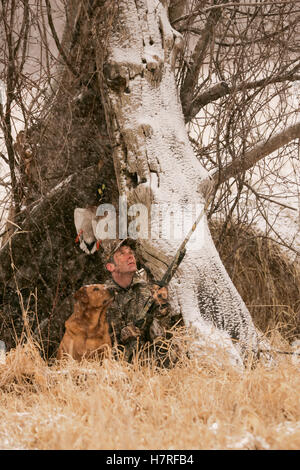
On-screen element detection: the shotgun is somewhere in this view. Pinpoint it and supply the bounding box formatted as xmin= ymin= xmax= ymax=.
xmin=136 ymin=201 xmax=208 ymax=330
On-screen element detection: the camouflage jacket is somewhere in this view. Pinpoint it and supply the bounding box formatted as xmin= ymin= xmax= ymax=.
xmin=104 ymin=270 xmax=179 ymax=360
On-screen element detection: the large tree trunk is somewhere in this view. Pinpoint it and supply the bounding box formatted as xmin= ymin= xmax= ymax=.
xmin=0 ymin=0 xmax=269 ymax=366
xmin=93 ymin=0 xmax=267 ymax=366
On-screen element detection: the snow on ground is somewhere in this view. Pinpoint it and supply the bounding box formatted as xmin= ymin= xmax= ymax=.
xmin=0 ymin=413 xmax=299 ymax=450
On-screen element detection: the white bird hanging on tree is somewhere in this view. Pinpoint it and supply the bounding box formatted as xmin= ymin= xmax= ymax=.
xmin=74 ymin=183 xmax=107 ymax=255
xmin=74 ymin=206 xmax=100 ymax=255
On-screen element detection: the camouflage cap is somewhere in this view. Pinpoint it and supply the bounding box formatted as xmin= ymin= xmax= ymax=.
xmin=101 ymin=238 xmax=137 ymax=265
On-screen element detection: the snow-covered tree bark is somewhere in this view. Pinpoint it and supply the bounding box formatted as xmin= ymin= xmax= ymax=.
xmin=94 ymin=0 xmax=268 ymax=366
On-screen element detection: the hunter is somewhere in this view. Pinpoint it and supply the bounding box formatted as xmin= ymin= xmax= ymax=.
xmin=102 ymin=238 xmax=182 ymax=364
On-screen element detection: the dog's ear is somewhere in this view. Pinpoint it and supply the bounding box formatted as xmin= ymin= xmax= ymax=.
xmin=74 ymin=286 xmax=89 ymax=304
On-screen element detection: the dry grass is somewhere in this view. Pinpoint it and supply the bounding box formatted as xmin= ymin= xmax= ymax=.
xmin=0 ymin=337 xmax=299 ymax=450
xmin=0 ymin=221 xmax=299 ymax=450
xmin=210 ymin=220 xmax=300 ymax=343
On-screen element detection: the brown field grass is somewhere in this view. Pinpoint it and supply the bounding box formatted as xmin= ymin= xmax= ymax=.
xmin=0 ymin=336 xmax=299 ymax=450
xmin=210 ymin=220 xmax=300 ymax=342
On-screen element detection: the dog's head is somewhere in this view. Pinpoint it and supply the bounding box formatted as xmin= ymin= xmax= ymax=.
xmin=151 ymin=284 xmax=168 ymax=306
xmin=74 ymin=284 xmax=114 ymax=309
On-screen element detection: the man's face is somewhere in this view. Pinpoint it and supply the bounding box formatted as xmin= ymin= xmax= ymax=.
xmin=107 ymin=245 xmax=137 ymax=274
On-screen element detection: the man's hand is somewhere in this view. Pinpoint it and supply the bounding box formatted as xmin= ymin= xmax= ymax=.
xmin=149 ymin=318 xmax=165 ymax=341
xmin=151 ymin=284 xmax=169 ymax=315
xmin=120 ymin=323 xmax=141 ymax=344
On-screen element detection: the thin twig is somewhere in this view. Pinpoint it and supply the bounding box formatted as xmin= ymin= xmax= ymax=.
xmin=45 ymin=0 xmax=79 ymax=79
xmin=243 ymin=181 xmax=297 ymax=212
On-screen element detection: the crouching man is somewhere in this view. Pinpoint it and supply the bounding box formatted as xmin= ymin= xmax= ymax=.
xmin=102 ymin=238 xmax=182 ymax=365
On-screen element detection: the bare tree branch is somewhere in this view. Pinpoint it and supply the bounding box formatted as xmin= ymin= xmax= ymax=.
xmin=243 ymin=181 xmax=297 ymax=212
xmin=1 ymin=0 xmax=21 ymax=212
xmin=185 ymin=81 xmax=230 ymax=122
xmin=172 ymin=0 xmax=300 ymax=25
xmin=44 ymin=0 xmax=80 ymax=79
xmin=186 ymin=70 xmax=300 ymax=122
xmin=180 ymin=1 xmax=226 ymax=120
xmin=212 ymin=122 xmax=300 ymax=185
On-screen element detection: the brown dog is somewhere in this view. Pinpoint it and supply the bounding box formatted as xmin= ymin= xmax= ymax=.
xmin=57 ymin=284 xmax=113 ymax=361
